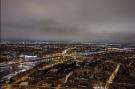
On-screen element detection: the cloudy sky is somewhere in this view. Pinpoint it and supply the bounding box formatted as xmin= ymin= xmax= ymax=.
xmin=1 ymin=0 xmax=135 ymax=43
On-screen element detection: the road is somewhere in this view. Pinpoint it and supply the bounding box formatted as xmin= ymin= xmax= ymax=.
xmin=105 ymin=63 xmax=121 ymax=88
xmin=64 ymin=71 xmax=73 ymax=83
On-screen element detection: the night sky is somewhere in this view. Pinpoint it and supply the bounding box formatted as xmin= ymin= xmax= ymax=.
xmin=1 ymin=0 xmax=135 ymax=43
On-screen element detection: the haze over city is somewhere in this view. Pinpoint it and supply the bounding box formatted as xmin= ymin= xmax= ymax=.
xmin=1 ymin=0 xmax=135 ymax=43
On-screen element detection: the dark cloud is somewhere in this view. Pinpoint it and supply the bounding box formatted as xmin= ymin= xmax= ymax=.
xmin=1 ymin=0 xmax=135 ymax=42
